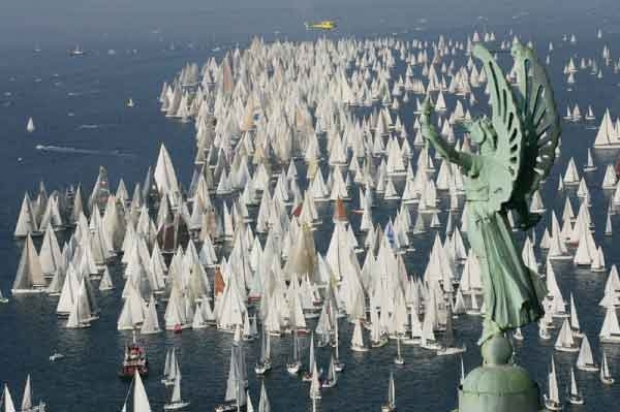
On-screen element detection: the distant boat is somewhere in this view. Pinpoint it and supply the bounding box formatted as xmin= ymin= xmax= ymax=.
xmin=600 ymin=351 xmax=614 ymax=384
xmin=381 ymin=372 xmax=396 ymax=412
xmin=567 ymin=367 xmax=584 ymax=405
xmin=254 ymin=328 xmax=272 ymax=375
xmin=69 ymin=45 xmax=85 ymax=56
xmin=554 ymin=319 xmax=579 ymax=352
xmin=584 ymin=149 xmax=597 ymax=172
xmin=2 ymin=383 xmax=16 ymax=412
xmin=544 ymin=357 xmax=562 ymax=411
xmin=302 ymin=333 xmax=317 ymax=382
xmin=163 ymin=374 xmax=190 ymax=411
xmin=48 ymin=351 xmax=64 ymax=362
xmin=350 ymin=319 xmax=369 ymax=352
xmin=286 ymin=331 xmax=301 ymax=374
xmin=394 ymin=336 xmax=404 ymax=365
xmin=26 ymin=117 xmax=35 ymax=133
xmin=161 ymin=347 xmax=180 ymax=386
xmin=215 ymin=336 xmax=247 ymax=412
xmin=321 ymin=355 xmax=338 ymax=388
xmin=118 ymin=333 xmax=149 ymax=379
xmin=127 ymin=98 xmax=135 ymax=108
xmin=576 ymin=335 xmax=598 ymax=372
xmin=20 ymin=375 xmax=46 ymax=412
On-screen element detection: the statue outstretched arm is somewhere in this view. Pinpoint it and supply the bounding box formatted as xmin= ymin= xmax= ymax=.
xmin=420 ymin=98 xmax=473 ymax=173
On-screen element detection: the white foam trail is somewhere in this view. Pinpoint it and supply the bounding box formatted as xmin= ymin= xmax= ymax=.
xmin=76 ymin=124 xmax=116 ymax=130
xmin=35 ymin=145 xmax=134 ymax=157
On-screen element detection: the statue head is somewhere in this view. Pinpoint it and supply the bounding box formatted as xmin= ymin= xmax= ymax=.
xmin=467 ymin=117 xmax=496 ymax=153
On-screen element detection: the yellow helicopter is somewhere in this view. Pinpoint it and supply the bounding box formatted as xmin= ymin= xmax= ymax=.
xmin=304 ymin=20 xmax=337 ymax=31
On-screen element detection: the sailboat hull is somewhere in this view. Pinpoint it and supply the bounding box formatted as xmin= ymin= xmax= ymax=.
xmin=543 ymin=398 xmax=562 ymax=411
xmin=164 ymin=401 xmax=190 ymax=411
xmin=568 ymin=394 xmax=584 ymax=405
xmin=286 ymin=361 xmax=301 ymax=375
xmin=351 ymin=344 xmax=369 ymax=352
xmin=553 ymin=345 xmax=579 ymax=353
xmin=576 ymin=364 xmax=598 ymax=372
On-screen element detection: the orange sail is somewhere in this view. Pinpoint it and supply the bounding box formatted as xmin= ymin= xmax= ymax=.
xmin=214 ymin=266 xmax=225 ymax=296
xmin=334 ymin=197 xmax=347 ymax=222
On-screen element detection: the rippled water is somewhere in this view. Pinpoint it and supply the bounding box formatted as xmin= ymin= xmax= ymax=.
xmin=1 ymin=8 xmax=620 ymax=411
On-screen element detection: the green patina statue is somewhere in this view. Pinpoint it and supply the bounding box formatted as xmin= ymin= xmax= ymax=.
xmin=422 ymin=41 xmax=561 ymax=411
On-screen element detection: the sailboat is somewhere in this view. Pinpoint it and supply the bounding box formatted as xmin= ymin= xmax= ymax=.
xmin=599 ymin=305 xmax=620 ymax=343
xmin=567 ymin=367 xmax=584 ymax=405
xmin=321 ymin=355 xmax=338 ymax=388
xmin=381 ymin=372 xmax=396 ymax=412
xmin=0 ymin=288 xmax=8 ymax=304
xmin=258 ymin=382 xmax=271 ymax=412
xmin=161 ymin=348 xmax=180 ymax=386
xmin=332 ymin=317 xmax=345 ymax=372
xmin=600 ymin=351 xmax=614 ymax=384
xmin=584 ymin=149 xmax=597 ymax=172
xmin=20 ymin=375 xmax=46 ymax=412
xmin=543 ymin=357 xmax=562 ymax=411
xmin=254 ymin=328 xmax=272 ymax=375
xmin=350 ymin=319 xmax=369 ymax=352
xmin=69 ymin=45 xmax=85 ymax=56
xmin=163 ymin=374 xmax=190 ymax=410
xmin=576 ymin=335 xmax=598 ymax=372
xmin=569 ymin=294 xmax=583 ymax=338
xmin=121 ymin=370 xmax=152 ymax=412
xmin=286 ymin=332 xmax=302 ymax=374
xmin=215 ymin=337 xmax=247 ymax=412
xmin=370 ymin=307 xmax=388 ymax=348
xmin=302 ymin=333 xmax=317 ymax=382
xmin=127 ymin=98 xmax=135 ymax=108
xmin=2 ymin=384 xmax=16 ymax=412
xmin=554 ymin=319 xmax=579 ymax=352
xmin=26 ymin=117 xmax=35 ymax=133
xmin=394 ymin=336 xmax=405 ymax=365
xmin=11 ymin=234 xmax=46 ymax=294
xmin=309 ymin=361 xmax=322 ymax=401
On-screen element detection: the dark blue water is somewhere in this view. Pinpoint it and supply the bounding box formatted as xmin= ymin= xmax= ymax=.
xmin=2 ymin=3 xmax=620 ymax=411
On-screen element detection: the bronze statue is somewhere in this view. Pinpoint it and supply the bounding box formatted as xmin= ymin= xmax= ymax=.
xmin=421 ymin=41 xmax=561 ymax=345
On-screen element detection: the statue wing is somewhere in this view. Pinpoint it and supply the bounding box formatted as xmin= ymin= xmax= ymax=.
xmin=473 ymin=44 xmax=524 ymax=212
xmin=511 ymin=41 xmax=561 ymax=196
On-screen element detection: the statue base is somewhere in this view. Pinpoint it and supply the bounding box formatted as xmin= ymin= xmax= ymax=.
xmin=457 ymin=334 xmax=541 ymax=412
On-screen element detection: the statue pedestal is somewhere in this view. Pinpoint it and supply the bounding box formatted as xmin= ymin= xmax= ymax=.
xmin=458 ymin=335 xmax=541 ymax=412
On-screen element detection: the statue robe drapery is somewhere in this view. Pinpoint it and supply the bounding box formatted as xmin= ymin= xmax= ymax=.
xmin=464 ymin=156 xmax=546 ymax=330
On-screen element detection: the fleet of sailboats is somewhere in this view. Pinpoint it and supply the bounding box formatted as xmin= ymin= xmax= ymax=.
xmin=3 ymin=28 xmax=620 ymax=412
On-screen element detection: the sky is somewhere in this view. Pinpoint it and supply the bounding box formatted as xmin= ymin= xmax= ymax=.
xmin=1 ymin=0 xmax=620 ymax=50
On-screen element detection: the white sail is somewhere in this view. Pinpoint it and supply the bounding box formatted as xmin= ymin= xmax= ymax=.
xmin=20 ymin=375 xmax=32 ymax=411
xmin=140 ymin=296 xmax=161 ymax=334
xmin=599 ymin=305 xmax=620 ymax=342
xmin=258 ymin=382 xmax=271 ymax=412
xmin=547 ymin=357 xmax=560 ymax=404
xmin=3 ymin=384 xmax=16 ymax=412
xmin=351 ymin=319 xmax=367 ymax=351
xmin=26 ymin=117 xmax=35 ymax=133
xmin=554 ymin=319 xmax=577 ymax=351
xmin=12 ymin=234 xmax=46 ymax=293
xmin=601 ymin=351 xmax=614 ymax=383
xmin=133 ymin=370 xmax=152 ymax=412
xmin=576 ymin=335 xmax=598 ymax=371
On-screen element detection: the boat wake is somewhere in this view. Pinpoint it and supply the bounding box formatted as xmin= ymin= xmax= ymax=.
xmin=67 ymin=90 xmax=100 ymax=97
xmin=76 ymin=123 xmax=117 ymax=130
xmin=35 ymin=145 xmax=134 ymax=157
